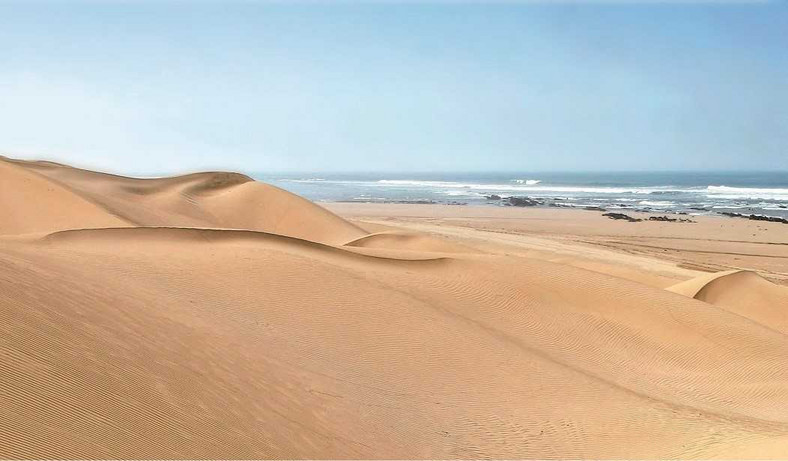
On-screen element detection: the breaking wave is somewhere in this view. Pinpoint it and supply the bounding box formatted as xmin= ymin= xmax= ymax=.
xmin=706 ymin=185 xmax=788 ymax=201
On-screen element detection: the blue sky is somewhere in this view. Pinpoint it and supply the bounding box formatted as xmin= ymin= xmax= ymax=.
xmin=1 ymin=0 xmax=786 ymax=173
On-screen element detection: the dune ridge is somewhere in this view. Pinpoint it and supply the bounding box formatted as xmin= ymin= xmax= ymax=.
xmin=41 ymin=226 xmax=450 ymax=264
xmin=1 ymin=156 xmax=787 ymax=458
xmin=344 ymin=230 xmax=481 ymax=254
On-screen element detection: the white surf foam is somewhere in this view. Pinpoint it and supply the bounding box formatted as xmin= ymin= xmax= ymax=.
xmin=706 ymin=185 xmax=788 ymax=201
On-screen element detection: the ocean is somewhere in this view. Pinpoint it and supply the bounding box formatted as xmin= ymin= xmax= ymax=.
xmin=256 ymin=171 xmax=788 ymax=219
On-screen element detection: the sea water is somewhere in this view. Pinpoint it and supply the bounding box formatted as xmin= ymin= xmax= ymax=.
xmin=256 ymin=171 xmax=788 ymax=219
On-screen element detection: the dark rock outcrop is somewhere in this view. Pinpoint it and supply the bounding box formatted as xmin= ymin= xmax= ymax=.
xmin=719 ymin=212 xmax=788 ymax=224
xmin=506 ymin=196 xmax=542 ymax=207
xmin=603 ymin=212 xmax=642 ymax=222
xmin=649 ymin=215 xmax=696 ymax=223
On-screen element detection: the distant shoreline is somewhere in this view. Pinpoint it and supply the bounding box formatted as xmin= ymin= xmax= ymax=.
xmin=265 ymin=172 xmax=788 ymax=221
xmin=319 ymin=197 xmax=788 ymax=223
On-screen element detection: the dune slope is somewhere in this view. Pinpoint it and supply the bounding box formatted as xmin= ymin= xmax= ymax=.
xmin=0 ymin=157 xmax=787 ymax=458
xmin=0 ymin=159 xmax=129 ymax=235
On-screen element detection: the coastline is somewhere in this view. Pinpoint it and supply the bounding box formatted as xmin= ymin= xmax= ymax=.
xmin=266 ymin=171 xmax=788 ymax=221
xmin=324 ymin=202 xmax=788 ymax=287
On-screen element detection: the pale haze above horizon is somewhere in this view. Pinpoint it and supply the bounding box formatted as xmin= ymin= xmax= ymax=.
xmin=1 ymin=0 xmax=786 ymax=174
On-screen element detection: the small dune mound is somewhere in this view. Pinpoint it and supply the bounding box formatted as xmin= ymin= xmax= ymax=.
xmin=0 ymin=159 xmax=129 ymax=235
xmin=667 ymin=270 xmax=788 ymax=334
xmin=344 ymin=231 xmax=481 ymax=254
xmin=666 ymin=270 xmax=744 ymax=298
xmin=2 ymin=157 xmax=367 ymax=245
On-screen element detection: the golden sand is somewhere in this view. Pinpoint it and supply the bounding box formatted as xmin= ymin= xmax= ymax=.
xmin=1 ymin=156 xmax=786 ymax=458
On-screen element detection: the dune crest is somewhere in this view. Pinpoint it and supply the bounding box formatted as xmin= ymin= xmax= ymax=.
xmin=344 ymin=230 xmax=481 ymax=254
xmin=668 ymin=270 xmax=788 ymax=334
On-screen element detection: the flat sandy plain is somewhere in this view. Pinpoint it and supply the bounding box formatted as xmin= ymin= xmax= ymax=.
xmin=1 ymin=155 xmax=787 ymax=458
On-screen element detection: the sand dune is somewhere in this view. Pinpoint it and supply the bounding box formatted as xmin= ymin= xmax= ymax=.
xmin=1 ymin=157 xmax=787 ymax=458
xmin=2 ymin=156 xmax=365 ymax=244
xmin=668 ymin=270 xmax=788 ymax=335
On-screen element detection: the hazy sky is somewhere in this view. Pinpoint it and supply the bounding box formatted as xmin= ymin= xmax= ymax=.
xmin=1 ymin=0 xmax=786 ymax=173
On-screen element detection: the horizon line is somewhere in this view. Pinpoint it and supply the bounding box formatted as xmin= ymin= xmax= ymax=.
xmin=4 ymin=0 xmax=774 ymax=4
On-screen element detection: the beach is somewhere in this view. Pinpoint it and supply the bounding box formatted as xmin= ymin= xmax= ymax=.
xmin=1 ymin=156 xmax=787 ymax=458
xmin=324 ymin=202 xmax=788 ymax=288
